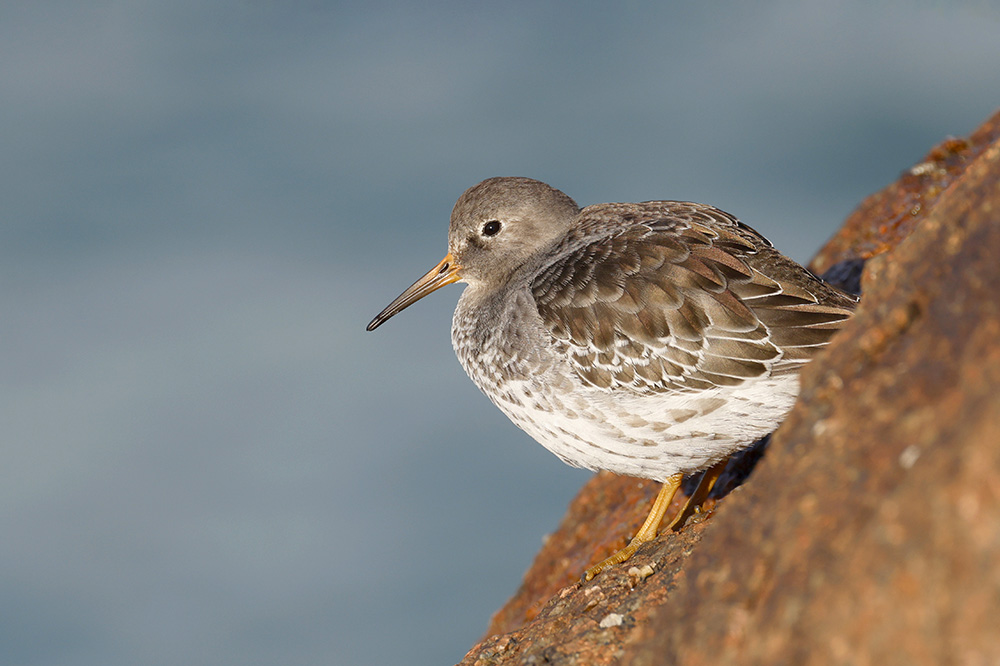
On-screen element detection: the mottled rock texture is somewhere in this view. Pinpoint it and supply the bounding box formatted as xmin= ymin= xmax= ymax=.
xmin=811 ymin=108 xmax=1000 ymax=274
xmin=459 ymin=107 xmax=1000 ymax=666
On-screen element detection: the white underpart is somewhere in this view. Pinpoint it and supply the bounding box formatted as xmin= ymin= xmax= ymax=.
xmin=487 ymin=374 xmax=798 ymax=481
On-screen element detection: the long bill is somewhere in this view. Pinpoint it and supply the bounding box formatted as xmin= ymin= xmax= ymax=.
xmin=366 ymin=253 xmax=462 ymax=331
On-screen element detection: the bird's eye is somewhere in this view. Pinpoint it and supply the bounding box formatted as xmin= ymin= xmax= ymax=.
xmin=482 ymin=220 xmax=502 ymax=237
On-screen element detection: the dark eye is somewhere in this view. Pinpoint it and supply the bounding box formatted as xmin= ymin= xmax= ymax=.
xmin=482 ymin=220 xmax=502 ymax=237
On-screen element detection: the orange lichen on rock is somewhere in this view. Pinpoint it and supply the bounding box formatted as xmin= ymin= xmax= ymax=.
xmin=810 ymin=107 xmax=1000 ymax=274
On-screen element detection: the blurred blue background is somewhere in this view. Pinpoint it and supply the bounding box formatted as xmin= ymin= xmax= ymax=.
xmin=2 ymin=2 xmax=998 ymax=664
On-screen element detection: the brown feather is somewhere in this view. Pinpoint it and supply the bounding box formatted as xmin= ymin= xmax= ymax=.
xmin=531 ymin=200 xmax=856 ymax=393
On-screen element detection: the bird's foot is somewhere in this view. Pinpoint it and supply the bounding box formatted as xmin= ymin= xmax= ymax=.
xmin=583 ymin=534 xmax=652 ymax=581
xmin=581 ymin=460 xmax=728 ymax=581
xmin=582 ymin=472 xmax=684 ymax=581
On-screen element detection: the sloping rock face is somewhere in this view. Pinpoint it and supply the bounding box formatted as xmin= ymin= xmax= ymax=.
xmin=811 ymin=109 xmax=1000 ymax=273
xmin=459 ymin=108 xmax=1000 ymax=666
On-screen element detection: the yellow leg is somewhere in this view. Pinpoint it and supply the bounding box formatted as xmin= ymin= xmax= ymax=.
xmin=582 ymin=459 xmax=729 ymax=581
xmin=583 ymin=472 xmax=683 ymax=581
xmin=662 ymin=458 xmax=727 ymax=531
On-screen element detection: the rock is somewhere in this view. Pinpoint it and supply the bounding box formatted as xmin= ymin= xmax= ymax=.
xmin=810 ymin=108 xmax=1000 ymax=275
xmin=459 ymin=108 xmax=1000 ymax=666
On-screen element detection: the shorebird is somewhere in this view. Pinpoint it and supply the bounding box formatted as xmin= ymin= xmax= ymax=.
xmin=368 ymin=177 xmax=856 ymax=579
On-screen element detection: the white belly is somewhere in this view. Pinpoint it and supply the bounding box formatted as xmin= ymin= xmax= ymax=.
xmin=485 ymin=373 xmax=798 ymax=481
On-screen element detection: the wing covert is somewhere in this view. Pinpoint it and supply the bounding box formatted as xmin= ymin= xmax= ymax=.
xmin=530 ymin=202 xmax=855 ymax=392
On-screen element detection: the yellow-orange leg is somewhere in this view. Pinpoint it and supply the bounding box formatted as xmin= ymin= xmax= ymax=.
xmin=583 ymin=460 xmax=729 ymax=581
xmin=583 ymin=472 xmax=683 ymax=581
xmin=663 ymin=458 xmax=728 ymax=531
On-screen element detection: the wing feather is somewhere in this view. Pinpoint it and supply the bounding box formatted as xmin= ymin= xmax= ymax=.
xmin=531 ymin=201 xmax=857 ymax=393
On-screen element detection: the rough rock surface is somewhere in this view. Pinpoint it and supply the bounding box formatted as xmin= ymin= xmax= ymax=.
xmin=458 ymin=108 xmax=1000 ymax=666
xmin=811 ymin=108 xmax=1000 ymax=274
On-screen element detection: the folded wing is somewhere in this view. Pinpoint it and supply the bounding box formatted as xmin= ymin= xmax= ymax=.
xmin=531 ymin=202 xmax=857 ymax=393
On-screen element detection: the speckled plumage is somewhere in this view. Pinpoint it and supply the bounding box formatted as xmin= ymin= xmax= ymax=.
xmin=369 ymin=176 xmax=857 ymax=483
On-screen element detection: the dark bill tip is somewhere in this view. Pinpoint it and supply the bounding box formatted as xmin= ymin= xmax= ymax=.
xmin=365 ymin=253 xmax=460 ymax=332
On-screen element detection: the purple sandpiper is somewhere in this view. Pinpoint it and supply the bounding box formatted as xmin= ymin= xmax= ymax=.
xmin=368 ymin=177 xmax=856 ymax=579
